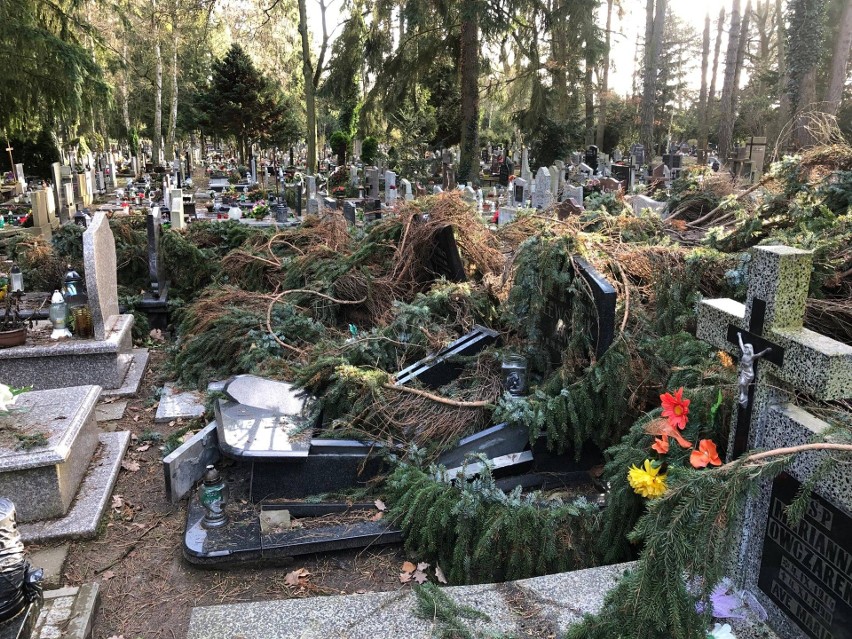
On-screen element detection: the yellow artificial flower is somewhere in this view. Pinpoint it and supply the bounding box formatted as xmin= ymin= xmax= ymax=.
xmin=627 ymin=459 xmax=668 ymax=499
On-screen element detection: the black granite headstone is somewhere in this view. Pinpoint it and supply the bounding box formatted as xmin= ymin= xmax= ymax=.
xmin=429 ymin=225 xmax=467 ymax=283
xmin=758 ymin=472 xmax=852 ymax=639
xmin=147 ymin=210 xmax=166 ymax=298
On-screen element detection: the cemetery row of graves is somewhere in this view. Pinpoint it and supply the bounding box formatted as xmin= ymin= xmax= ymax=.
xmin=0 ymin=137 xmax=850 ymax=639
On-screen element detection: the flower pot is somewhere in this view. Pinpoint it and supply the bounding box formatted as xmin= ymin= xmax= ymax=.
xmin=0 ymin=327 xmax=26 ymax=348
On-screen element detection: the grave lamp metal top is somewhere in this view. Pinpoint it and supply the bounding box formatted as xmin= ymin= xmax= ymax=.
xmin=9 ymin=264 xmax=23 ymax=294
xmin=61 ymin=265 xmax=87 ymax=309
xmin=0 ymin=498 xmax=43 ymax=623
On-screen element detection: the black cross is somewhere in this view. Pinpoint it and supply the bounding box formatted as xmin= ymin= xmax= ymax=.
xmin=725 ymin=298 xmax=785 ymax=457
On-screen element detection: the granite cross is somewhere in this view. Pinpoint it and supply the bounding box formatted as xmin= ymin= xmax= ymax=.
xmin=696 ymin=245 xmax=852 ymax=458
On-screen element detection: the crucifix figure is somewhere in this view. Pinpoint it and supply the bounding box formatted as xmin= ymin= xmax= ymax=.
xmin=736 ymin=332 xmax=771 ymax=407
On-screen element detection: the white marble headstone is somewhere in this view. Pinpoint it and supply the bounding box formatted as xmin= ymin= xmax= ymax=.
xmin=533 ymin=167 xmax=552 ymax=209
xmin=385 ymin=170 xmax=397 ymax=205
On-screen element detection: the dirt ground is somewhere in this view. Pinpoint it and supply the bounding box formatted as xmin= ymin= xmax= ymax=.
xmin=53 ymin=349 xmax=408 ymax=639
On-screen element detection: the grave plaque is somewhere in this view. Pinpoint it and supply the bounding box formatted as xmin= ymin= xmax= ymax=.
xmin=757 ymin=472 xmax=852 ymax=639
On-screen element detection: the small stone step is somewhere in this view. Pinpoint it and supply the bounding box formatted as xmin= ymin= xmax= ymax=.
xmin=101 ymin=348 xmax=149 ymax=397
xmin=155 ymin=382 xmax=205 ymax=423
xmin=95 ymin=399 xmax=127 ymax=422
xmin=32 ymin=584 xmax=99 ymax=639
xmin=21 ymin=431 xmax=131 ymax=544
xmin=27 ymin=543 xmax=70 ymax=589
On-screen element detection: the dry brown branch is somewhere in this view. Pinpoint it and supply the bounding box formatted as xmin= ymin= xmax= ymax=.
xmin=382 ymin=382 xmax=495 ymax=408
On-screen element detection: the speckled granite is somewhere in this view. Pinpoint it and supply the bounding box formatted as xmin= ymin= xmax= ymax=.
xmin=186 ymin=563 xmax=632 ymax=639
xmin=697 ymin=245 xmax=852 ymax=639
xmin=32 ymin=584 xmax=99 ymax=639
xmin=0 ymin=386 xmax=100 ymax=522
xmin=83 ymin=212 xmax=120 ymax=340
xmin=101 ymin=349 xmax=149 ymax=397
xmin=20 ymin=431 xmax=130 ymax=543
xmin=0 ymin=315 xmax=135 ymax=391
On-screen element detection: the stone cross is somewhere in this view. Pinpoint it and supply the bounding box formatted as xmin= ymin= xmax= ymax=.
xmin=83 ymin=212 xmax=120 ymax=340
xmin=697 ymin=246 xmax=852 ymax=458
xmin=697 ymin=245 xmax=852 ymax=639
xmin=532 ymin=167 xmax=552 ymax=209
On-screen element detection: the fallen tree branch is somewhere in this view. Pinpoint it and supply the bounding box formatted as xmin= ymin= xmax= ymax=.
xmin=383 ymin=383 xmax=494 ymax=409
xmin=721 ymin=442 xmax=852 ymax=472
xmin=686 ymin=176 xmax=770 ymax=228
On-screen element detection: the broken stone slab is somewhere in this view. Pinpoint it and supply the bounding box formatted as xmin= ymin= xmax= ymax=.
xmin=437 ymin=423 xmax=529 ymax=471
xmin=155 ymin=382 xmax=205 ymax=424
xmin=215 ymin=400 xmax=314 ymax=460
xmin=27 ymin=543 xmax=69 ymax=589
xmin=32 ymin=584 xmax=100 ymax=639
xmin=215 ymin=375 xmax=317 ymax=460
xmin=394 ymin=325 xmax=499 ymax=389
xmin=162 ymin=421 xmax=221 ymax=503
xmin=95 ymin=399 xmax=127 ymax=422
xmin=629 ymin=194 xmax=666 ymax=216
xmin=223 ymin=374 xmax=314 ymax=415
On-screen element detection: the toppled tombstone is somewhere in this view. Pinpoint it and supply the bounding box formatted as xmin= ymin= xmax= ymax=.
xmin=394 ymin=325 xmax=499 ymax=388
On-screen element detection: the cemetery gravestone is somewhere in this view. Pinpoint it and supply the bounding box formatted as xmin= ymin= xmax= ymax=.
xmin=385 ymin=170 xmax=397 ymax=205
xmin=83 ymin=212 xmax=121 ymax=340
xmin=747 ymin=136 xmax=768 ymax=182
xmin=147 ymin=208 xmax=166 ymax=298
xmin=513 ymin=178 xmax=528 ymax=206
xmin=170 ymin=189 xmax=185 ymax=229
xmin=366 ymin=169 xmax=380 ymax=199
xmin=401 ymin=178 xmax=413 ymax=201
xmin=29 ymin=190 xmax=55 ymax=240
xmin=696 ymin=246 xmax=852 ymax=639
xmin=521 ymin=148 xmax=531 ymax=184
xmin=343 ymin=201 xmax=357 ymax=225
xmin=563 ymin=184 xmax=583 ymax=205
xmin=533 ymin=167 xmax=552 ymax=209
xmin=548 ymin=166 xmax=559 ymax=199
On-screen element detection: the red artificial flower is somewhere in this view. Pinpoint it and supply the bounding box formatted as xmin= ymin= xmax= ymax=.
xmin=690 ymin=439 xmax=722 ymax=469
xmin=661 ymin=388 xmax=691 ymax=430
xmin=651 ymin=436 xmax=670 ymax=455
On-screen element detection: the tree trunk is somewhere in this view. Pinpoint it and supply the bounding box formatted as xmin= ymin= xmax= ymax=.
xmin=152 ymin=0 xmax=163 ymax=166
xmin=595 ymin=0 xmax=613 ymax=149
xmin=298 ymin=0 xmax=317 ymax=173
xmin=718 ymin=0 xmax=741 ymax=162
xmin=825 ymin=0 xmax=852 ymax=114
xmin=640 ymin=0 xmax=666 ymax=159
xmin=584 ymin=31 xmax=595 ymax=146
xmin=796 ymin=69 xmax=818 ymax=147
xmin=698 ymin=13 xmax=711 ymax=153
xmin=732 ymin=1 xmax=752 ymax=115
xmin=458 ymin=2 xmax=480 ymax=186
xmin=167 ymin=14 xmax=179 ymax=161
xmin=708 ymin=8 xmax=725 ymax=103
xmin=550 ymin=0 xmax=570 ymax=121
xmin=774 ymin=0 xmax=790 ymax=146
xmin=121 ymin=41 xmax=131 ymax=136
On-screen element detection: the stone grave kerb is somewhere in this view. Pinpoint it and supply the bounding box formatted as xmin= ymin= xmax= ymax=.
xmin=696 ymin=245 xmax=852 ymax=639
xmin=83 ymin=212 xmax=121 ymax=340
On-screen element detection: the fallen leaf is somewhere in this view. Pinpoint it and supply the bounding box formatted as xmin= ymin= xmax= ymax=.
xmin=413 ymin=570 xmax=428 ymax=584
xmin=135 ymin=444 xmax=151 ymax=453
xmin=417 ymin=562 xmax=429 ymax=572
xmin=435 ymin=565 xmax=447 ymax=584
xmin=168 ymin=420 xmax=176 ymax=427
xmin=133 ymin=415 xmax=140 ymax=423
xmin=370 ymin=511 xmax=384 ymax=521
xmin=374 ymin=499 xmax=386 ymax=512
xmin=399 ymin=572 xmax=412 ymax=584
xmin=401 ymin=561 xmax=416 ymax=573
xmin=101 ymin=570 xmax=115 ymax=581
xmin=121 ymin=460 xmax=140 ymax=472
xmin=111 ymin=495 xmax=124 ymax=510
xmin=130 ymin=433 xmax=138 ymax=441
xmin=284 ymin=567 xmax=310 ymax=587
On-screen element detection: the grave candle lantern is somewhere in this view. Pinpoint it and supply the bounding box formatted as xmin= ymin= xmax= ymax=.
xmin=61 ymin=265 xmax=87 ymax=310
xmin=501 ymin=355 xmax=528 ymax=397
xmin=9 ymin=264 xmax=23 ymax=294
xmin=48 ymin=290 xmax=72 ymax=340
xmin=199 ymin=465 xmax=229 ymax=529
